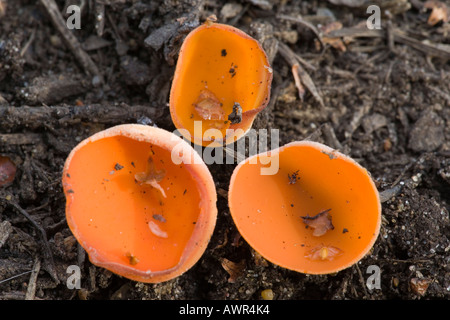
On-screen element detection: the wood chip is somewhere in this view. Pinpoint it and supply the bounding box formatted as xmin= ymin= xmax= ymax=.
xmin=0 ymin=221 xmax=12 ymax=249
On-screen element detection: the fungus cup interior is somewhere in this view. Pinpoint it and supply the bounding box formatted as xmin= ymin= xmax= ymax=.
xmin=228 ymin=141 xmax=381 ymax=275
xmin=170 ymin=21 xmax=272 ymax=147
xmin=62 ymin=124 xmax=217 ymax=283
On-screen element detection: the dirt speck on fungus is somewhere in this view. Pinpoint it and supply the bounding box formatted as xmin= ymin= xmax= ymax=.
xmin=0 ymin=0 xmax=449 ymax=301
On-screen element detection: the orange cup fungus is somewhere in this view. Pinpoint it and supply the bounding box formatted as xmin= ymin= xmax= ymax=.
xmin=169 ymin=21 xmax=273 ymax=146
xmin=228 ymin=141 xmax=381 ymax=275
xmin=62 ymin=124 xmax=217 ymax=283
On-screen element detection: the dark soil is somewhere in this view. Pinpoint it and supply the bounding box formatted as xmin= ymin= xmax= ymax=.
xmin=0 ymin=0 xmax=449 ymax=300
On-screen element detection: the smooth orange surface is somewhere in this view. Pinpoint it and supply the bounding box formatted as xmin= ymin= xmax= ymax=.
xmin=62 ymin=124 xmax=217 ymax=283
xmin=170 ymin=22 xmax=272 ymax=146
xmin=228 ymin=141 xmax=381 ymax=275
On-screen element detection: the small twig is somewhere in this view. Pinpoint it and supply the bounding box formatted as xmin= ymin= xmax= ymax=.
xmin=393 ymin=30 xmax=450 ymax=60
xmin=379 ymin=257 xmax=433 ymax=264
xmin=344 ymin=103 xmax=371 ymax=139
xmin=326 ymin=27 xmax=384 ymax=38
xmin=321 ymin=122 xmax=343 ymax=151
xmin=94 ymin=1 xmax=105 ymax=37
xmin=277 ymin=14 xmax=325 ymax=51
xmin=386 ymin=19 xmax=395 ymax=53
xmin=77 ymin=243 xmax=86 ymax=268
xmin=0 ymin=133 xmax=42 ymax=145
xmin=0 ymin=270 xmax=33 ymax=285
xmin=25 ymin=258 xmax=41 ymax=300
xmin=0 ymin=198 xmax=58 ymax=282
xmin=291 ymin=64 xmax=306 ymax=101
xmin=390 ymin=153 xmax=431 ymax=187
xmin=278 ymin=41 xmax=316 ymax=71
xmin=354 ymin=50 xmax=389 ymax=74
xmin=384 ymin=60 xmax=395 ymax=84
xmin=354 ymin=264 xmax=369 ymax=299
xmin=391 ymin=161 xmax=415 ymax=187
xmin=228 ymin=3 xmax=250 ymax=26
xmin=327 ymin=26 xmax=450 ymax=60
xmin=278 ymin=42 xmax=324 ymax=108
xmin=0 ymin=104 xmax=162 ymax=131
xmin=20 ymin=30 xmax=36 ymax=57
xmin=39 ymin=0 xmax=103 ymax=81
xmin=0 ymin=292 xmax=27 ymax=300
xmin=379 ymin=184 xmax=403 ymax=203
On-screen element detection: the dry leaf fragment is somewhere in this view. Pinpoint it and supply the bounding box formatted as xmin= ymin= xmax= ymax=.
xmin=135 ymin=156 xmax=166 ymax=197
xmin=125 ymin=252 xmax=140 ymax=265
xmin=291 ymin=64 xmax=306 ymax=100
xmin=424 ymin=1 xmax=449 ymax=26
xmin=306 ymin=244 xmax=343 ymax=261
xmin=319 ymin=21 xmax=347 ymax=52
xmin=410 ymin=277 xmax=432 ymax=296
xmin=220 ymin=258 xmax=245 ymax=283
xmin=193 ymin=89 xmax=226 ymax=121
xmin=291 ymin=62 xmax=324 ymax=108
xmin=301 ymin=208 xmax=334 ymax=236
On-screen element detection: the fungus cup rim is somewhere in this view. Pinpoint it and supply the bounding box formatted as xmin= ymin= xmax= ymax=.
xmin=62 ymin=124 xmax=218 ymax=283
xmin=228 ymin=140 xmax=382 ymax=275
xmin=169 ymin=21 xmax=273 ymax=146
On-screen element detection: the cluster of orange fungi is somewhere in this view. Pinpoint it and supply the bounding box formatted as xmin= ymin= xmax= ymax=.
xmin=62 ymin=21 xmax=381 ymax=284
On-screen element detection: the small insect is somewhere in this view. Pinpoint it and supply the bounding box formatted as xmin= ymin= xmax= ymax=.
xmin=301 ymin=208 xmax=334 ymax=237
xmin=114 ymin=163 xmax=124 ymax=171
xmin=135 ymin=156 xmax=167 ymax=198
xmin=229 ymin=63 xmax=237 ymax=78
